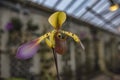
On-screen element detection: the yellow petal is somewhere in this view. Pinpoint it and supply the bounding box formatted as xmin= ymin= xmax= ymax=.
xmin=61 ymin=30 xmax=85 ymax=50
xmin=45 ymin=30 xmax=56 ymax=48
xmin=45 ymin=38 xmax=53 ymax=48
xmin=61 ymin=30 xmax=80 ymax=42
xmin=48 ymin=11 xmax=66 ymax=29
xmin=49 ymin=31 xmax=56 ymax=48
xmin=37 ymin=32 xmax=51 ymax=44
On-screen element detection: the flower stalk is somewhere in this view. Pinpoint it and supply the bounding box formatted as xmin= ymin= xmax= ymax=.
xmin=52 ymin=48 xmax=60 ymax=80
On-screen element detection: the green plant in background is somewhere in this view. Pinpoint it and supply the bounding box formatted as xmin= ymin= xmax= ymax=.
xmin=26 ymin=19 xmax=38 ymax=31
xmin=0 ymin=29 xmax=4 ymax=33
xmin=11 ymin=17 xmax=22 ymax=31
xmin=6 ymin=77 xmax=26 ymax=80
xmin=10 ymin=17 xmax=23 ymax=32
xmin=5 ymin=17 xmax=23 ymax=32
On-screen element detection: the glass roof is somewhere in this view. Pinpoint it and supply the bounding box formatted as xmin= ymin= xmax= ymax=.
xmin=32 ymin=0 xmax=120 ymax=34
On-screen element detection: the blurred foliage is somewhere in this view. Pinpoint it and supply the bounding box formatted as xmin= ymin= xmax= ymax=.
xmin=8 ymin=17 xmax=23 ymax=32
xmin=26 ymin=19 xmax=38 ymax=31
xmin=11 ymin=17 xmax=22 ymax=30
xmin=0 ymin=29 xmax=4 ymax=33
xmin=6 ymin=77 xmax=26 ymax=80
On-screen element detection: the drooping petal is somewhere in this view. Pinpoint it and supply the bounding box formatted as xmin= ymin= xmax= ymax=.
xmin=61 ymin=30 xmax=85 ymax=50
xmin=61 ymin=30 xmax=80 ymax=42
xmin=16 ymin=40 xmax=39 ymax=59
xmin=48 ymin=11 xmax=66 ymax=29
xmin=80 ymin=42 xmax=85 ymax=50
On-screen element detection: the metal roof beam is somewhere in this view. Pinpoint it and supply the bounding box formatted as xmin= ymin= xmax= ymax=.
xmin=86 ymin=7 xmax=117 ymax=28
xmin=79 ymin=0 xmax=100 ymax=18
xmin=112 ymin=18 xmax=120 ymax=28
xmin=100 ymin=10 xmax=110 ymax=15
xmin=93 ymin=0 xmax=107 ymax=10
xmin=64 ymin=0 xmax=76 ymax=11
xmin=109 ymin=12 xmax=120 ymax=22
xmin=73 ymin=0 xmax=89 ymax=13
xmin=52 ymin=0 xmax=62 ymax=8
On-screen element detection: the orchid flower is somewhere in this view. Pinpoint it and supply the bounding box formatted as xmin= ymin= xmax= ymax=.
xmin=16 ymin=11 xmax=84 ymax=60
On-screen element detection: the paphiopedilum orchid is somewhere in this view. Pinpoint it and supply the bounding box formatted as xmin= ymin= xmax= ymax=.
xmin=16 ymin=11 xmax=84 ymax=60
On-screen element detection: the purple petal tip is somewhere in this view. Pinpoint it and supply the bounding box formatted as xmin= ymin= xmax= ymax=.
xmin=16 ymin=41 xmax=39 ymax=60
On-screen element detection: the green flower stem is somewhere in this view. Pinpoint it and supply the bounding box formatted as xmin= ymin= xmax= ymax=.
xmin=52 ymin=48 xmax=60 ymax=80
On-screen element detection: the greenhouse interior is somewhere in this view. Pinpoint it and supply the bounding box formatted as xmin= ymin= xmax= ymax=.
xmin=0 ymin=0 xmax=120 ymax=80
